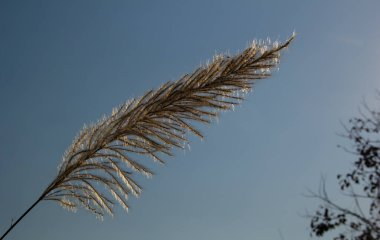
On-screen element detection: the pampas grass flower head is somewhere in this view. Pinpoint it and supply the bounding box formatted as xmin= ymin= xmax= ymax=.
xmin=0 ymin=33 xmax=294 ymax=240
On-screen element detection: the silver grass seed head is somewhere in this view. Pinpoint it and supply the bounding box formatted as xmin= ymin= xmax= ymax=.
xmin=42 ymin=35 xmax=294 ymax=219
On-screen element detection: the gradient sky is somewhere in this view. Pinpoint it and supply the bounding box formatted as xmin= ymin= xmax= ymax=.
xmin=1 ymin=1 xmax=380 ymax=240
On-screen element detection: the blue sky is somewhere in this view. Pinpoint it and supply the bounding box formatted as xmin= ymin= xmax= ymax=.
xmin=1 ymin=1 xmax=380 ymax=240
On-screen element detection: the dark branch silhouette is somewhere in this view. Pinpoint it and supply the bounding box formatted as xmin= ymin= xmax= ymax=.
xmin=309 ymin=98 xmax=380 ymax=240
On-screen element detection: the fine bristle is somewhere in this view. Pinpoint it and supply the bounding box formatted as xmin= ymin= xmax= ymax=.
xmin=41 ymin=35 xmax=294 ymax=218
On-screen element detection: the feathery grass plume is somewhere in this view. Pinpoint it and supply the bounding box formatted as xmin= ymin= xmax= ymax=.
xmin=0 ymin=34 xmax=294 ymax=240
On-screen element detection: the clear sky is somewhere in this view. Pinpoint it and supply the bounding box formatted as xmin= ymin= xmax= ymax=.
xmin=1 ymin=1 xmax=380 ymax=240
